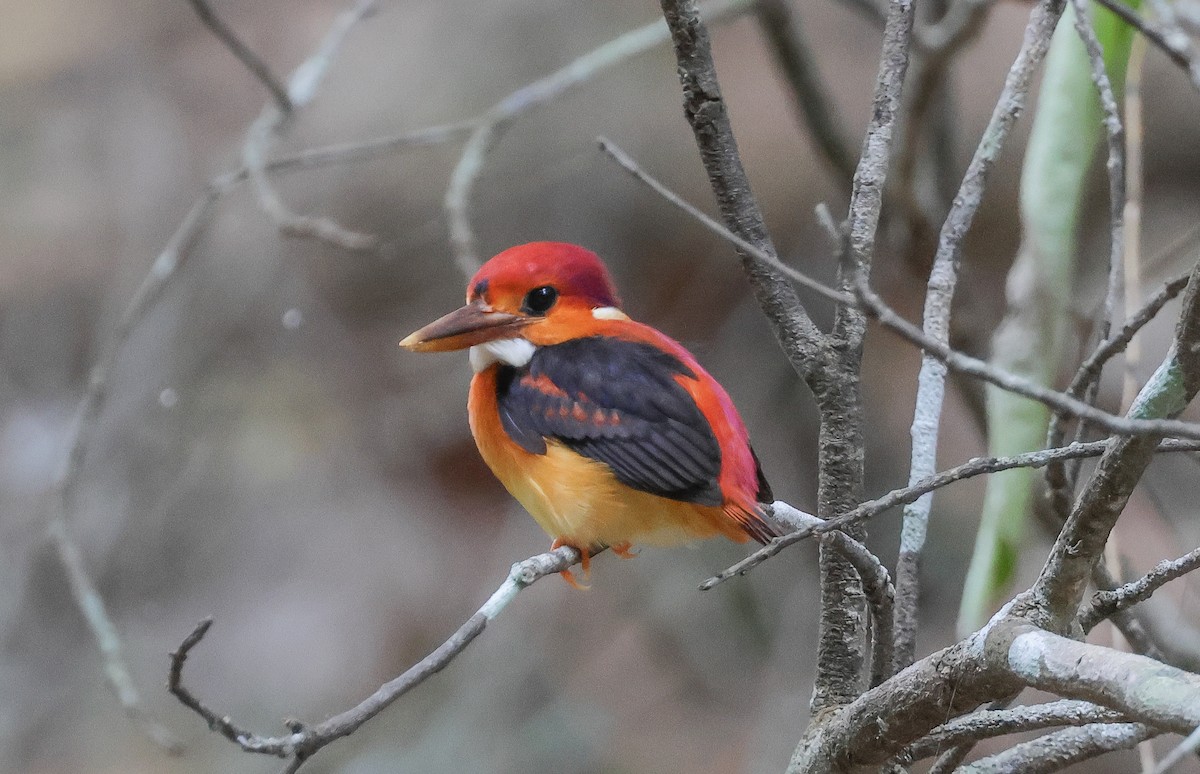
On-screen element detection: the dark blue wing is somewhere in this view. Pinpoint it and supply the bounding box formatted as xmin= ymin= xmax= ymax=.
xmin=494 ymin=336 xmax=724 ymax=506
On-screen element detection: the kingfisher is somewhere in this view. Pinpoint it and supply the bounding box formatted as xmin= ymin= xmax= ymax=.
xmin=400 ymin=242 xmax=777 ymax=585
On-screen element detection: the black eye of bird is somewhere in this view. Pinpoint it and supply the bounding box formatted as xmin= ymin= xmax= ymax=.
xmin=521 ymin=285 xmax=558 ymax=315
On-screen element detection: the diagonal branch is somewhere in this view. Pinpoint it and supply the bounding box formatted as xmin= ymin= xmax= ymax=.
xmin=897 ymin=699 xmax=1130 ymax=765
xmin=1025 ymin=260 xmax=1200 ymax=630
xmin=443 ymin=0 xmax=752 ymax=277
xmin=599 ymin=129 xmax=1200 ymax=448
xmin=1093 ymin=0 xmax=1200 ymax=92
xmin=170 ymin=546 xmax=583 ymax=773
xmin=657 ymin=0 xmax=829 ymax=387
xmin=241 ymin=0 xmax=380 ymax=252
xmin=1080 ymin=545 xmax=1200 ymax=631
xmin=184 ymin=0 xmax=293 ymax=113
xmin=957 ymin=722 xmax=1158 ymax=773
xmin=47 ymin=4 xmax=473 ymax=751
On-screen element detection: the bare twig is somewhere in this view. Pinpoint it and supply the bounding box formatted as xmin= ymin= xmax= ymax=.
xmin=1081 ymin=546 xmax=1200 ymax=630
xmin=443 ymin=0 xmax=751 ymax=276
xmin=893 ymin=0 xmax=991 ymax=239
xmin=1093 ymin=0 xmax=1200 ymax=92
xmin=171 ymin=546 xmax=583 ymax=772
xmin=1122 ymin=34 xmax=1148 ymax=411
xmin=657 ymin=0 xmax=832 ymax=386
xmin=897 ymin=699 xmax=1129 ymax=764
xmin=958 ymin=722 xmax=1157 ymax=773
xmin=46 ymin=184 xmax=223 ymax=752
xmin=856 ymin=277 xmax=1200 ymax=442
xmin=702 ymin=439 xmax=1200 ymax=588
xmin=47 ymin=0 xmax=469 ymax=749
xmin=596 ymin=138 xmax=850 ymax=306
xmin=1152 ymin=724 xmax=1200 ymax=774
xmin=1040 ymin=0 xmax=1131 ymax=522
xmin=1053 ymin=271 xmax=1191 ymax=439
xmin=184 ymin=0 xmax=293 ymax=113
xmin=242 ymin=0 xmax=380 ymax=252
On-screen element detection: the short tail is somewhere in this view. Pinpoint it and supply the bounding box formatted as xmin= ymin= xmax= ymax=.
xmin=724 ymin=503 xmax=781 ymax=545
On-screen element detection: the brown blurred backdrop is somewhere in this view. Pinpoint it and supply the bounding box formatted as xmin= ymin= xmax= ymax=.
xmin=3 ymin=0 xmax=1200 ymax=772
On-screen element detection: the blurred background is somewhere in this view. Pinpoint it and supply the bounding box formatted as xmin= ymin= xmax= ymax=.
xmin=3 ymin=0 xmax=1200 ymax=772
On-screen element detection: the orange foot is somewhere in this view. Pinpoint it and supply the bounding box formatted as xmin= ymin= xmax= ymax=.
xmin=610 ymin=542 xmax=639 ymax=559
xmin=551 ymin=538 xmax=591 ymax=589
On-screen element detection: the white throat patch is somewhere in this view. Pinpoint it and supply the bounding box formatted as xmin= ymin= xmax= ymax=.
xmin=591 ymin=306 xmax=628 ymax=320
xmin=469 ymin=338 xmax=537 ymax=373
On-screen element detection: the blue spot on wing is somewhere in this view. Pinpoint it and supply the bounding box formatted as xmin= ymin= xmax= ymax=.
xmin=495 ymin=336 xmax=724 ymax=506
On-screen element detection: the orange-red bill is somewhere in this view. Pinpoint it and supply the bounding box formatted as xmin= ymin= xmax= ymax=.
xmin=399 ymin=300 xmax=530 ymax=352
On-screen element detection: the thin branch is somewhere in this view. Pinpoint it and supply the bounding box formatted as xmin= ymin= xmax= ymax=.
xmin=46 ymin=184 xmax=223 ymax=752
xmin=894 ymin=0 xmax=992 ymax=239
xmin=1081 ymin=545 xmax=1200 ymax=630
xmin=184 ymin=0 xmax=293 ymax=113
xmin=924 ymin=697 xmax=1021 ymax=774
xmin=244 ymin=121 xmax=477 ymax=179
xmin=1152 ymin=724 xmax=1200 ymax=774
xmin=958 ymin=722 xmax=1157 ymax=773
xmin=1121 ymin=34 xmax=1148 ymax=412
xmin=893 ymin=0 xmax=1067 ymax=672
xmin=897 ymin=699 xmax=1129 ymax=764
xmin=1040 ymin=0 xmax=1131 ymax=522
xmin=1052 ymin=270 xmax=1191 ymax=442
xmin=443 ymin=0 xmax=751 ymax=276
xmin=701 ymin=438 xmax=1200 ymax=588
xmin=241 ymin=0 xmax=380 ymax=252
xmin=596 ymin=138 xmax=850 ymax=306
xmin=753 ymin=0 xmax=858 ymax=187
xmin=171 ymin=546 xmax=583 ymax=772
xmin=1092 ymin=0 xmax=1200 ymax=92
xmin=855 ymin=277 xmax=1200 ymax=442
xmin=47 ymin=1 xmax=471 ymax=750
xmin=1088 ymin=560 xmax=1200 ymax=672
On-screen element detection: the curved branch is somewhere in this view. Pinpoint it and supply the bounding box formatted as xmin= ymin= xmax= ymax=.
xmin=241 ymin=0 xmax=380 ymax=252
xmin=170 ymin=546 xmax=583 ymax=772
xmin=443 ymin=0 xmax=752 ymax=276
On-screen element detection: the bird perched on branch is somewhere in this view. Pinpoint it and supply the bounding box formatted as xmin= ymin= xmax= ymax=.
xmin=401 ymin=242 xmax=777 ymax=586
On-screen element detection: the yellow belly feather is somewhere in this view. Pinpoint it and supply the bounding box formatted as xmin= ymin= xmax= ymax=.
xmin=469 ymin=369 xmax=743 ymax=550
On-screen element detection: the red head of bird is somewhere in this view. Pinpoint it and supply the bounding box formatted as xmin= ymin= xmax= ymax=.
xmin=401 ymin=242 xmax=776 ymax=584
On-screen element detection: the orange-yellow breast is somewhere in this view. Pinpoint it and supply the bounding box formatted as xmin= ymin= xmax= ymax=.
xmin=468 ymin=366 xmax=748 ymax=550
